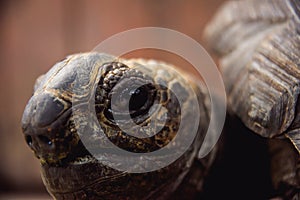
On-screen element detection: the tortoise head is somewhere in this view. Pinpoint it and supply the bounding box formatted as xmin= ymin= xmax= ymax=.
xmin=21 ymin=52 xmax=208 ymax=199
xmin=21 ymin=53 xmax=115 ymax=164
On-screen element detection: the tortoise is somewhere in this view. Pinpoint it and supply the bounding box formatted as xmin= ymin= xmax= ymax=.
xmin=21 ymin=0 xmax=300 ymax=199
xmin=21 ymin=52 xmax=218 ymax=199
xmin=204 ymin=0 xmax=300 ymax=198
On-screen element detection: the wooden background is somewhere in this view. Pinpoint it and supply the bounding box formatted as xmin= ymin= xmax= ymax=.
xmin=0 ymin=0 xmax=224 ymax=197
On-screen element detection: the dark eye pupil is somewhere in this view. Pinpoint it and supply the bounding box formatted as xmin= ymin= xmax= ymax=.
xmin=104 ymin=83 xmax=156 ymax=122
xmin=129 ymin=87 xmax=148 ymax=111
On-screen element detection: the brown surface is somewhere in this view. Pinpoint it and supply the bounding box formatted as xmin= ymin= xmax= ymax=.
xmin=0 ymin=0 xmax=224 ymax=196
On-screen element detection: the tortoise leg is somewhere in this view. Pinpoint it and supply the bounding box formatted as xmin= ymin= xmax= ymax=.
xmin=268 ymin=138 xmax=300 ymax=199
xmin=204 ymin=0 xmax=300 ymax=198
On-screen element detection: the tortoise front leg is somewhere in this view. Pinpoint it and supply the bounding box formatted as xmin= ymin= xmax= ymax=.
xmin=204 ymin=0 xmax=300 ymax=198
xmin=268 ymin=139 xmax=300 ymax=199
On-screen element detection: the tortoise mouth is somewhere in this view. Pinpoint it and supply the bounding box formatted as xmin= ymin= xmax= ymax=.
xmin=40 ymin=148 xmax=191 ymax=199
xmin=40 ymin=156 xmax=127 ymax=195
xmin=42 ymin=139 xmax=94 ymax=167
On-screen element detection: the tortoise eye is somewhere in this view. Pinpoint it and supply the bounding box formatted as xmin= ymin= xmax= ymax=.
xmin=129 ymin=85 xmax=152 ymax=113
xmin=129 ymin=87 xmax=147 ymax=110
xmin=111 ymin=83 xmax=156 ymax=119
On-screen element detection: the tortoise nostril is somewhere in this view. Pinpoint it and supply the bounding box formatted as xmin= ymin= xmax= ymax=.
xmin=38 ymin=135 xmax=53 ymax=146
xmin=25 ymin=135 xmax=33 ymax=147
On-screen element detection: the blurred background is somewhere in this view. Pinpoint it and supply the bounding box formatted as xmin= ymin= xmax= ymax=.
xmin=0 ymin=0 xmax=224 ymax=198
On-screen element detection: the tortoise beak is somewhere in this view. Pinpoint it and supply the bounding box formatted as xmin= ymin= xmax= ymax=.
xmin=22 ymin=93 xmax=70 ymax=129
xmin=21 ymin=93 xmax=75 ymax=164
